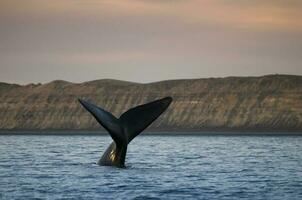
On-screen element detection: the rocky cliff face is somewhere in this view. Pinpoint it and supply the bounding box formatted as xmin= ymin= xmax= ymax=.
xmin=0 ymin=75 xmax=301 ymax=131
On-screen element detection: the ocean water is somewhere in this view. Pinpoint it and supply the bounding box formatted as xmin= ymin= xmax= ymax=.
xmin=0 ymin=134 xmax=301 ymax=200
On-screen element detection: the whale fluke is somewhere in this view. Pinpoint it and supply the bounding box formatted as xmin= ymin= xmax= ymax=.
xmin=78 ymin=97 xmax=172 ymax=167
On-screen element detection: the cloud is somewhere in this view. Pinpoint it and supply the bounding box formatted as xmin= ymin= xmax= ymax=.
xmin=0 ymin=0 xmax=302 ymax=84
xmin=1 ymin=0 xmax=301 ymax=31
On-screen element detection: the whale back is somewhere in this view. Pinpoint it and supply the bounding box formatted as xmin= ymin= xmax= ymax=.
xmin=97 ymin=142 xmax=127 ymax=167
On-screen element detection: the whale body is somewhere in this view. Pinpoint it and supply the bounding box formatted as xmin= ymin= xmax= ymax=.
xmin=78 ymin=97 xmax=172 ymax=167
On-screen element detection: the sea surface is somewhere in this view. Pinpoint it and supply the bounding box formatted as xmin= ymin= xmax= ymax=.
xmin=0 ymin=134 xmax=301 ymax=200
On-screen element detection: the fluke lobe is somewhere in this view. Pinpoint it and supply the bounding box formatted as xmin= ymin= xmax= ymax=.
xmin=78 ymin=97 xmax=172 ymax=168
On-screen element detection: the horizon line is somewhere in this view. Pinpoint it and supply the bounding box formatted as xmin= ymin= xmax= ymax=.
xmin=1 ymin=73 xmax=300 ymax=86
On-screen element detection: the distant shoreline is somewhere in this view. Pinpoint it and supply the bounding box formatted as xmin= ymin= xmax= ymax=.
xmin=1 ymin=129 xmax=301 ymax=136
xmin=1 ymin=75 xmax=302 ymax=132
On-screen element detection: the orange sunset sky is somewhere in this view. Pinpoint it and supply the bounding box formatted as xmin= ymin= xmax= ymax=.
xmin=1 ymin=0 xmax=301 ymax=84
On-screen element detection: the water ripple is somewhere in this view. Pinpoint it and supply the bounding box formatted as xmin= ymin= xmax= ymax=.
xmin=0 ymin=135 xmax=302 ymax=200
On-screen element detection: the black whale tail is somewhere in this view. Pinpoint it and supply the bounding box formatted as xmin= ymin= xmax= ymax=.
xmin=78 ymin=97 xmax=172 ymax=167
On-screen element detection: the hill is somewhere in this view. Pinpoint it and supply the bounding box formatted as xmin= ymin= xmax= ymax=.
xmin=0 ymin=75 xmax=301 ymax=132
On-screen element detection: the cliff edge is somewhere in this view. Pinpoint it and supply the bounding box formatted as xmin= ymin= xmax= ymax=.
xmin=0 ymin=75 xmax=301 ymax=132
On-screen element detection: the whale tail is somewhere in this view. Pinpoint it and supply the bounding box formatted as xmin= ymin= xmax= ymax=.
xmin=78 ymin=97 xmax=172 ymax=167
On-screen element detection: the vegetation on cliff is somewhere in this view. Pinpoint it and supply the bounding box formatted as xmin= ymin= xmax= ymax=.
xmin=0 ymin=75 xmax=301 ymax=131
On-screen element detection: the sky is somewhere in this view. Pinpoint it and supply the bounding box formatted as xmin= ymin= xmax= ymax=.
xmin=0 ymin=0 xmax=302 ymax=84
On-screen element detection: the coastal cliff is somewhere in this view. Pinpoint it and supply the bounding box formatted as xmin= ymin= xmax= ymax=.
xmin=0 ymin=75 xmax=301 ymax=132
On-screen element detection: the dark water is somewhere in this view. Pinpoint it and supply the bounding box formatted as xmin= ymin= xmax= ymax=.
xmin=0 ymin=135 xmax=301 ymax=200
